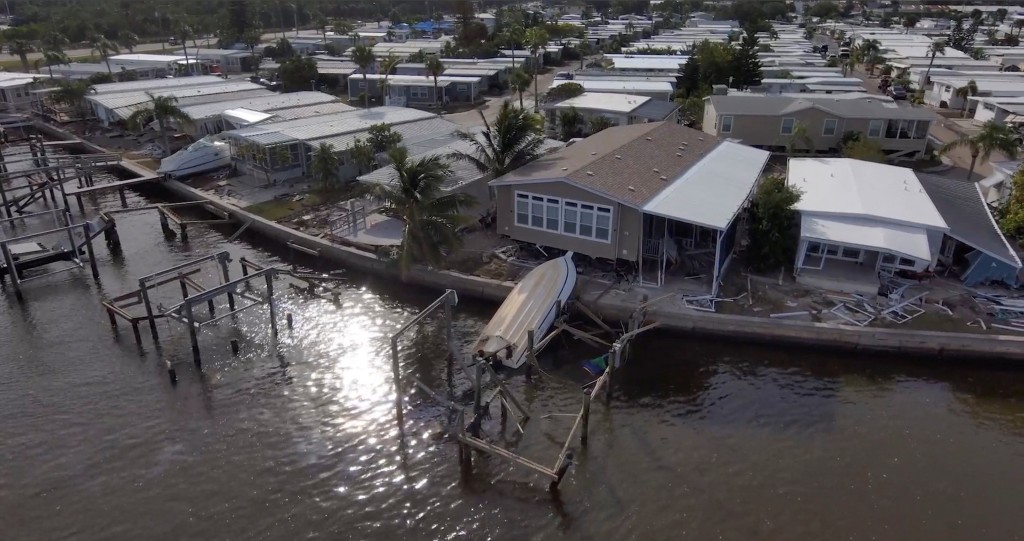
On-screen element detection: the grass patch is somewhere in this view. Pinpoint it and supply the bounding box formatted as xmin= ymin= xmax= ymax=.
xmin=0 ymin=54 xmax=96 ymax=72
xmin=242 ymin=188 xmax=355 ymax=222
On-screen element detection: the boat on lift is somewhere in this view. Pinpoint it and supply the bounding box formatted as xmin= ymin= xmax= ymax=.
xmin=471 ymin=252 xmax=576 ymax=368
xmin=156 ymin=135 xmax=231 ymax=178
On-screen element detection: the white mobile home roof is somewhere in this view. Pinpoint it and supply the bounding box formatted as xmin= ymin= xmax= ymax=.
xmin=226 ymin=106 xmax=438 ymax=146
xmin=273 ymin=102 xmax=359 ymax=120
xmin=88 ymin=81 xmax=267 ymax=111
xmin=221 ymin=108 xmax=276 ymax=126
xmin=550 ymin=79 xmax=674 ymax=94
xmin=90 ymin=75 xmax=228 ymax=95
xmin=789 ymin=158 xmax=946 ymax=230
xmin=609 ymin=56 xmax=688 ymax=70
xmin=553 ymin=92 xmax=650 ymax=113
xmin=179 ymin=91 xmax=340 ymax=121
xmin=109 ymin=53 xmax=187 ymax=63
xmin=643 ymin=142 xmax=770 ymax=230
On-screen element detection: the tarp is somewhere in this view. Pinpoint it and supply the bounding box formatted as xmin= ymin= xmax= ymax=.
xmin=801 ymin=214 xmax=932 ymax=262
xmin=221 ymin=108 xmax=275 ymax=127
xmin=961 ymin=250 xmax=1022 ymax=287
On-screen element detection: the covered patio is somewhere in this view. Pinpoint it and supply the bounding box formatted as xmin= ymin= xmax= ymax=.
xmin=638 ymin=141 xmax=770 ymax=295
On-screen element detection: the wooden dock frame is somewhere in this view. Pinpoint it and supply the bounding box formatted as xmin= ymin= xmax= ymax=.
xmin=394 ymin=291 xmax=659 ymax=492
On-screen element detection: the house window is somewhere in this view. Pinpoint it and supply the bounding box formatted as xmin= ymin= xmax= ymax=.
xmin=515 ymin=192 xmax=559 ymax=232
xmin=456 ymin=84 xmax=468 ymax=92
xmin=868 ymin=119 xmax=884 ymax=138
xmin=806 ymin=242 xmax=862 ymax=261
xmin=720 ymin=115 xmax=733 ymax=133
xmin=880 ymin=253 xmax=918 ymax=270
xmin=516 ymin=191 xmax=613 ymax=242
xmin=357 ymin=81 xmax=367 ymax=89
xmin=780 ymin=117 xmax=795 ymax=135
xmin=822 ymin=118 xmax=838 ymax=137
xmin=410 ymin=86 xmax=429 ymax=99
xmin=983 ymin=102 xmax=996 ymax=112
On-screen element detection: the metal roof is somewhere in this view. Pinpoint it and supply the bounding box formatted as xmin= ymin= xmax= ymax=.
xmin=315 ymin=117 xmax=458 ymax=150
xmin=918 ymin=174 xmax=1022 ymax=268
xmin=643 ymin=141 xmax=769 ymax=230
xmin=632 ymin=99 xmax=681 ymax=120
xmin=552 ymin=92 xmax=650 ymax=113
xmin=89 ymin=81 xmax=265 ymax=110
xmin=109 ymin=88 xmax=274 ymax=121
xmin=225 ymin=106 xmax=439 ymax=146
xmin=550 ymin=79 xmax=674 ymax=94
xmin=91 ymin=75 xmax=227 ymax=95
xmin=358 ymin=138 xmax=485 ymax=191
xmin=272 ymin=102 xmax=357 ymax=120
xmin=179 ymin=91 xmax=339 ymax=120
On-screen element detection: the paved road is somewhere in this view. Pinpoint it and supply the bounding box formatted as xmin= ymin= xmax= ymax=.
xmin=446 ymin=68 xmax=558 ymax=130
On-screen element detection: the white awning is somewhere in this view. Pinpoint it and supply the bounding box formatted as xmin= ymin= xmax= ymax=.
xmin=800 ymin=214 xmax=932 ymax=262
xmin=642 ymin=141 xmax=770 ymax=230
xmin=221 ymin=108 xmax=275 ymax=127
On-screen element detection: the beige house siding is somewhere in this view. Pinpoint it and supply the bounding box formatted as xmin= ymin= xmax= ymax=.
xmin=495 ymin=180 xmax=642 ymax=261
xmin=706 ymin=108 xmax=931 ymax=158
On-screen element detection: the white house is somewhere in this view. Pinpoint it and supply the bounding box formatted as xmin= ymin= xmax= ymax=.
xmin=788 ymin=158 xmax=949 ymax=294
xmin=544 ymin=92 xmax=680 ymax=137
xmin=0 ymin=73 xmax=51 ymax=112
xmin=925 ymin=76 xmax=1024 ymax=113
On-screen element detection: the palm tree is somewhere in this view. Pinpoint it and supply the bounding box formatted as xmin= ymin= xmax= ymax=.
xmin=351 ymin=44 xmax=376 ymax=108
xmin=125 ymin=93 xmax=194 ymax=156
xmin=42 ymin=50 xmax=70 ymax=78
xmin=379 ymin=53 xmax=402 ymax=105
xmin=940 ymin=121 xmax=1019 ymax=180
xmin=559 ymin=107 xmax=584 ymax=141
xmin=8 ymin=40 xmax=35 ymax=73
xmin=854 ymin=39 xmax=881 ymax=74
xmin=500 ymin=25 xmax=524 ymax=69
xmin=954 ymin=79 xmax=979 ymax=117
xmin=923 ymin=40 xmax=946 ymax=85
xmin=425 ymin=56 xmax=445 ymax=109
xmin=310 ymin=142 xmax=341 ymax=189
xmin=176 ymin=22 xmax=193 ymax=76
xmin=1014 ymin=19 xmax=1024 ymax=38
xmin=120 ymin=31 xmax=139 ymax=53
xmin=524 ymin=27 xmax=549 ymax=112
xmin=510 ymin=68 xmax=533 ymax=109
xmin=51 ymin=79 xmax=95 ymax=119
xmin=242 ymin=26 xmax=264 ymax=74
xmin=449 ymin=101 xmax=546 ymax=179
xmin=361 ymin=146 xmax=475 ymax=274
xmin=41 ymin=30 xmax=68 ymax=54
xmin=89 ymin=34 xmax=120 ymax=75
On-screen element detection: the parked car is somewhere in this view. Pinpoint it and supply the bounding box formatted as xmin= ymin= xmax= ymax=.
xmin=887 ymin=85 xmax=908 ymax=100
xmin=877 ymin=75 xmax=892 ymax=90
xmin=168 ymin=36 xmax=177 ymax=45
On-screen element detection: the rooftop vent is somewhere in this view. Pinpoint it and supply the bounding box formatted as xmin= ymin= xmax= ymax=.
xmin=561 ymin=167 xmax=568 ymax=170
xmin=660 ymin=175 xmax=667 ymax=180
xmin=615 ymin=155 xmax=622 ymax=159
xmin=676 ymin=152 xmax=682 ymax=157
xmin=591 ymin=151 xmax=597 ymax=155
xmin=587 ymin=171 xmax=595 ymax=176
xmin=653 ymin=168 xmax=660 ymax=173
xmin=627 ymin=185 xmax=636 ymax=191
xmin=697 ymin=137 xmax=704 ymax=141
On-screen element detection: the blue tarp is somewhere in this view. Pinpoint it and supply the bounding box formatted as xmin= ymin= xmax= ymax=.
xmin=412 ymin=21 xmax=455 ymax=32
xmin=961 ymin=250 xmax=1021 ymax=287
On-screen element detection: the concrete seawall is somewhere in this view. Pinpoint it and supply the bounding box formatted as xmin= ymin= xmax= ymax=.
xmin=38 ymin=123 xmax=1024 ymax=362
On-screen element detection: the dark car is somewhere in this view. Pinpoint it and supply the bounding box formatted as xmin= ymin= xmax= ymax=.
xmin=887 ymin=85 xmax=908 ymax=100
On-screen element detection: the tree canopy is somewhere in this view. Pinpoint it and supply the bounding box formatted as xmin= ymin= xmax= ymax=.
xmin=278 ymin=57 xmax=318 ymax=93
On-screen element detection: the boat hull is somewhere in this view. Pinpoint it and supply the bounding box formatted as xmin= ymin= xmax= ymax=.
xmin=471 ymin=253 xmax=576 ymax=368
xmin=157 ymin=140 xmax=231 ymax=178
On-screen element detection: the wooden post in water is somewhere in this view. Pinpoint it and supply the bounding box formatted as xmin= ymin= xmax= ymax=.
xmin=2 ymin=242 xmax=22 ymax=301
xmin=218 ymin=256 xmax=235 ymax=311
xmin=118 ymin=187 xmax=127 ymax=208
xmin=131 ymin=321 xmax=142 ymax=344
xmin=106 ymin=309 xmax=118 ymax=329
xmin=82 ymin=223 xmax=99 ymax=279
xmin=139 ymin=280 xmax=159 ymax=341
xmin=184 ymin=300 xmax=201 ymax=368
xmin=606 ymin=344 xmax=619 ymax=405
xmin=179 ymin=223 xmax=188 ymax=243
xmin=391 ymin=338 xmax=404 ymax=430
xmin=74 ymin=194 xmax=84 ymax=214
xmin=264 ymin=271 xmax=278 ymax=337
xmin=0 ymin=179 xmax=11 ymax=219
xmin=473 ymin=360 xmax=483 ymax=415
xmin=158 ymin=210 xmax=173 ymax=237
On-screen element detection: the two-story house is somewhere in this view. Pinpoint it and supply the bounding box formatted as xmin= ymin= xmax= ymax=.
xmin=702 ymin=94 xmax=939 ymax=161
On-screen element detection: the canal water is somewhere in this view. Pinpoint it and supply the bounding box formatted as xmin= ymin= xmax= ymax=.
xmin=2 ymin=187 xmax=1024 ymax=540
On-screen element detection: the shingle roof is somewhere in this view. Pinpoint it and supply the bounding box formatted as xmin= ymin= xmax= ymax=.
xmin=917 ymin=174 xmax=1022 ymax=268
xmin=709 ymin=94 xmax=939 ymax=121
xmin=491 ymin=122 xmax=719 ymax=207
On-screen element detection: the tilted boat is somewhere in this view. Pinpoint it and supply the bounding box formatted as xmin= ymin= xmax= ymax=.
xmin=156 ymin=135 xmax=231 ymax=178
xmin=471 ymin=252 xmax=576 ymax=368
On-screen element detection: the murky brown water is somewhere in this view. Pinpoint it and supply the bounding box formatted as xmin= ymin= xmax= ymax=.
xmin=2 ymin=187 xmax=1024 ymax=540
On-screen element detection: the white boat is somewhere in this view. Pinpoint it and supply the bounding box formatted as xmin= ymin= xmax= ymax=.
xmin=471 ymin=252 xmax=576 ymax=369
xmin=156 ymin=135 xmax=231 ymax=178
